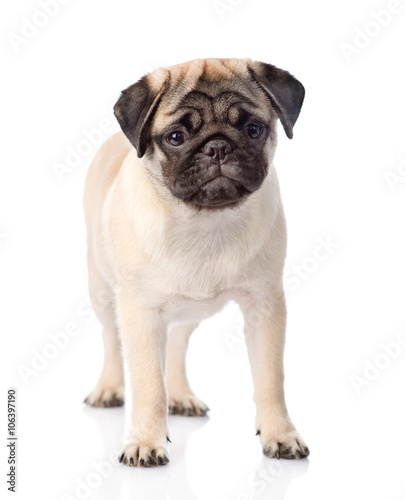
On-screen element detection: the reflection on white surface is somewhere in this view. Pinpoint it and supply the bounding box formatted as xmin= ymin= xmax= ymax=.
xmin=79 ymin=404 xmax=309 ymax=500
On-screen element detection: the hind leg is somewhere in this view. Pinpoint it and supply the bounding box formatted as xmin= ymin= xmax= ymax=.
xmin=166 ymin=323 xmax=209 ymax=416
xmin=84 ymin=260 xmax=125 ymax=408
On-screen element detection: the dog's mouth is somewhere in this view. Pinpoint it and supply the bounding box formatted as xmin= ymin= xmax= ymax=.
xmin=183 ymin=175 xmax=251 ymax=209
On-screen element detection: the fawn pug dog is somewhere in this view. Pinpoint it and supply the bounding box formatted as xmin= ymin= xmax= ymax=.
xmin=83 ymin=58 xmax=309 ymax=467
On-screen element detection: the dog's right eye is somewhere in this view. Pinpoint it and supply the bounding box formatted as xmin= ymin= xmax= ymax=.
xmin=166 ymin=131 xmax=187 ymax=147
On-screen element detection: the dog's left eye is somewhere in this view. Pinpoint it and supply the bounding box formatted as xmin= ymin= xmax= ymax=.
xmin=246 ymin=124 xmax=263 ymax=139
xmin=166 ymin=131 xmax=187 ymax=146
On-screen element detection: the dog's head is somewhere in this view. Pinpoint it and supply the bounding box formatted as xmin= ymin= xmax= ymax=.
xmin=114 ymin=58 xmax=304 ymax=209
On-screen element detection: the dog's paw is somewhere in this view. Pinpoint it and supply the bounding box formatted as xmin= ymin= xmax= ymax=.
xmin=119 ymin=440 xmax=170 ymax=467
xmin=84 ymin=387 xmax=124 ymax=408
xmin=168 ymin=394 xmax=209 ymax=416
xmin=260 ymin=430 xmax=309 ymax=460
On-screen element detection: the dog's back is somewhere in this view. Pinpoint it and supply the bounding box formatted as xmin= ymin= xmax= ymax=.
xmin=83 ymin=131 xmax=131 ymax=241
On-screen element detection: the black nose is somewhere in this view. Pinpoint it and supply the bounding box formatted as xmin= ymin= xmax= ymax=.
xmin=201 ymin=139 xmax=232 ymax=161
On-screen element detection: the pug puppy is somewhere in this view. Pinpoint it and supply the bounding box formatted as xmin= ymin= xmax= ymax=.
xmin=83 ymin=58 xmax=309 ymax=467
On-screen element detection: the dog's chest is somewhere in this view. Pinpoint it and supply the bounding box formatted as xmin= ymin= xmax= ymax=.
xmin=144 ymin=211 xmax=262 ymax=299
xmin=149 ymin=226 xmax=247 ymax=298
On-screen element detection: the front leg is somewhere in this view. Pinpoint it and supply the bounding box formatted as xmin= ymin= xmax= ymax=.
xmin=239 ymin=290 xmax=309 ymax=460
xmin=116 ymin=288 xmax=170 ymax=467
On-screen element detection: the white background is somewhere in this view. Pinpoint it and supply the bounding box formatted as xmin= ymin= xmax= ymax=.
xmin=2 ymin=0 xmax=405 ymax=499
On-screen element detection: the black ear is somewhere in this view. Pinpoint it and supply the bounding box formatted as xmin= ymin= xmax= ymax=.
xmin=113 ymin=75 xmax=168 ymax=157
xmin=249 ymin=61 xmax=305 ymax=139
